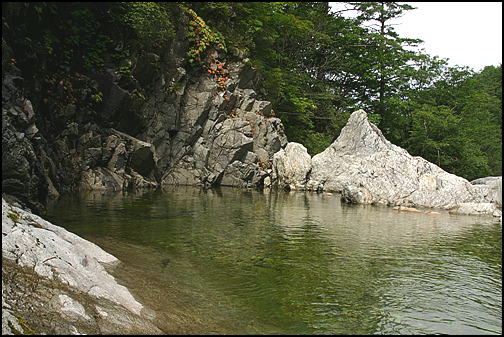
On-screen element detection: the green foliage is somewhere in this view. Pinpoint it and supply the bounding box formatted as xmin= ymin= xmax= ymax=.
xmin=302 ymin=131 xmax=333 ymax=156
xmin=118 ymin=64 xmax=132 ymax=75
xmin=408 ymin=105 xmax=460 ymax=166
xmin=90 ymin=92 xmax=103 ymax=103
xmin=2 ymin=3 xmax=113 ymax=73
xmin=109 ymin=2 xmax=175 ymax=47
xmin=449 ymin=92 xmax=502 ymax=179
xmin=183 ymin=6 xmax=226 ymax=66
xmin=406 ymin=65 xmax=502 ymax=180
xmin=2 ymin=2 xmax=501 ymax=179
xmin=7 ymin=209 xmax=22 ymax=224
xmin=3 ymin=2 xmax=177 ymax=74
xmin=8 ymin=312 xmax=36 ymax=335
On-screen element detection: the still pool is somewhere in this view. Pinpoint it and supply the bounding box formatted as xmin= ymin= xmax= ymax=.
xmin=46 ymin=186 xmax=502 ymax=334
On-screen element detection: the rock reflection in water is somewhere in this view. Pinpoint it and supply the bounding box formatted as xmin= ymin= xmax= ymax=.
xmin=46 ymin=186 xmax=502 ymax=335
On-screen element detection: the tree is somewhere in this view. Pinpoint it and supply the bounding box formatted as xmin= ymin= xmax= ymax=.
xmin=347 ymin=2 xmax=423 ymax=136
xmin=255 ymin=2 xmax=367 ymax=153
xmin=469 ymin=64 xmax=502 ymax=128
xmin=406 ymin=63 xmax=502 ymax=180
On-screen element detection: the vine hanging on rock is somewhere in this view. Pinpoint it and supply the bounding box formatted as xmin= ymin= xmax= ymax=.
xmin=184 ymin=7 xmax=226 ymax=65
xmin=184 ymin=6 xmax=230 ymax=91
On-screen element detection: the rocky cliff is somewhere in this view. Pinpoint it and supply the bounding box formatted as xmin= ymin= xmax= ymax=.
xmin=2 ymin=10 xmax=286 ymax=215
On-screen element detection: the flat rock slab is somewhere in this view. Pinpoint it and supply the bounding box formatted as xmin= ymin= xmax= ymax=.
xmin=449 ymin=202 xmax=502 ymax=217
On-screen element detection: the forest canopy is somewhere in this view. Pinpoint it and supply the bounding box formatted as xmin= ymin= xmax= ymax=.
xmin=2 ymin=2 xmax=501 ymax=181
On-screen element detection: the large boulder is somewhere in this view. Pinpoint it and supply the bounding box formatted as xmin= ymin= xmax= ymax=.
xmin=2 ymin=198 xmax=162 ymax=334
xmin=470 ymin=176 xmax=502 ymax=207
xmin=305 ymin=109 xmax=479 ymax=209
xmin=271 ymin=142 xmax=312 ymax=190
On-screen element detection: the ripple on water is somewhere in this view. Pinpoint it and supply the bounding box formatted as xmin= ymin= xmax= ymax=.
xmin=46 ymin=187 xmax=502 ymax=335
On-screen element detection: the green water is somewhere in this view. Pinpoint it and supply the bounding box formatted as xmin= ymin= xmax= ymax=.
xmin=46 ymin=186 xmax=502 ymax=334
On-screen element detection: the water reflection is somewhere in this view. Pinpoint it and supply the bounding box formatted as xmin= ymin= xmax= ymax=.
xmin=47 ymin=186 xmax=502 ymax=334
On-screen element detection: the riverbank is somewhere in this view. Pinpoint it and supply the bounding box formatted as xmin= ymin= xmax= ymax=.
xmin=2 ymin=198 xmax=163 ymax=335
xmin=4 ymin=185 xmax=502 ymax=334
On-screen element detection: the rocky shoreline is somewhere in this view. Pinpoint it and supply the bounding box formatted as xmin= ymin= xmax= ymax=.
xmin=269 ymin=110 xmax=502 ymax=219
xmin=2 ymin=198 xmax=163 ymax=334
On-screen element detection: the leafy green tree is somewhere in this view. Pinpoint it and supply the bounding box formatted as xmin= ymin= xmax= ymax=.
xmin=449 ymin=92 xmax=501 ymax=179
xmin=407 ymin=104 xmax=460 ymax=167
xmin=467 ymin=65 xmax=502 ymax=128
xmin=406 ymin=63 xmax=502 ymax=180
xmin=109 ymin=2 xmax=175 ymax=48
xmin=252 ymin=2 xmax=365 ymax=153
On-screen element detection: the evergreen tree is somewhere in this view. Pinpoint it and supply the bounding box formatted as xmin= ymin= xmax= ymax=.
xmin=347 ymin=2 xmax=423 ymax=138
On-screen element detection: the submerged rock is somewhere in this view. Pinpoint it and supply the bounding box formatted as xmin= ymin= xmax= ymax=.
xmin=448 ymin=202 xmax=502 ymax=217
xmin=2 ymin=198 xmax=162 ymax=334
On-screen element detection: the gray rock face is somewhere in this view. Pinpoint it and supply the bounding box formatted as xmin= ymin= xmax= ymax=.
xmin=2 ymin=15 xmax=288 ymax=202
xmin=160 ymin=64 xmax=287 ymax=188
xmin=2 ymin=198 xmax=162 ymax=334
xmin=470 ymin=176 xmax=502 ymax=207
xmin=2 ymin=106 xmax=47 ymax=214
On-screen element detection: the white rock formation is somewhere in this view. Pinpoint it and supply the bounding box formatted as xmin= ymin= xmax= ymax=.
xmin=271 ymin=142 xmax=312 ymax=190
xmin=273 ymin=109 xmax=497 ymax=211
xmin=2 ymin=198 xmax=143 ymax=316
